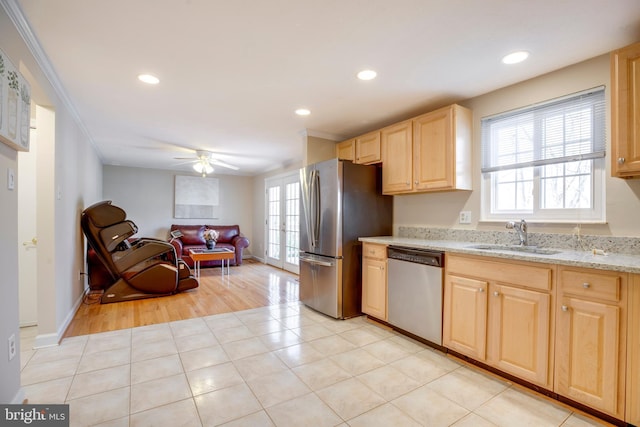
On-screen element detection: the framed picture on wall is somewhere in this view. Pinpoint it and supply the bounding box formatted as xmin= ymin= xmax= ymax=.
xmin=0 ymin=47 xmax=31 ymax=152
xmin=174 ymin=175 xmax=220 ymax=219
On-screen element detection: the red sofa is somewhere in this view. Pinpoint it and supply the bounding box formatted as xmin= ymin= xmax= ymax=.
xmin=169 ymin=224 xmax=249 ymax=268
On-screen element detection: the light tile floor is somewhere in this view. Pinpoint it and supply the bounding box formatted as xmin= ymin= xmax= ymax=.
xmin=20 ymin=303 xmax=610 ymax=427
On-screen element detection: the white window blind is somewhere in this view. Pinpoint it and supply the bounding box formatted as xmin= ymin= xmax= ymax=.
xmin=481 ymin=87 xmax=606 ymax=173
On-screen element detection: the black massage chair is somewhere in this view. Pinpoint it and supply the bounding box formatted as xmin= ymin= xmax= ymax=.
xmin=81 ymin=200 xmax=198 ymax=303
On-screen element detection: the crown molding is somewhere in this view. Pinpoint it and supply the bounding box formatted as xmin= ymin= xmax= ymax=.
xmin=0 ymin=0 xmax=103 ymax=159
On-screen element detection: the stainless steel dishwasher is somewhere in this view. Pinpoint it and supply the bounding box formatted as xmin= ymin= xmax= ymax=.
xmin=387 ymin=246 xmax=444 ymax=346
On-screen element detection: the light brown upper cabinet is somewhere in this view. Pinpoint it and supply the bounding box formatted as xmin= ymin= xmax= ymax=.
xmin=381 ymin=120 xmax=413 ymax=193
xmin=612 ymin=42 xmax=640 ymax=178
xmin=336 ymin=139 xmax=355 ymax=162
xmin=336 ymin=131 xmax=381 ymax=164
xmin=382 ymin=104 xmax=472 ymax=195
xmin=355 ymin=131 xmax=381 ymax=164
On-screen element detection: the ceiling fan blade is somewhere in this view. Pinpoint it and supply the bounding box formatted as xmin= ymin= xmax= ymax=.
xmin=174 ymin=159 xmax=198 ymax=166
xmin=209 ymin=159 xmax=239 ymax=170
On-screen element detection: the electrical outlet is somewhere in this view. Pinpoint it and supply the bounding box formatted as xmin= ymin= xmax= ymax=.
xmin=8 ymin=334 xmax=16 ymax=361
xmin=459 ymin=211 xmax=471 ymax=224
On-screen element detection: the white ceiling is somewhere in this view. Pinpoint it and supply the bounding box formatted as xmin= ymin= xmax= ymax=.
xmin=13 ymin=0 xmax=640 ymax=176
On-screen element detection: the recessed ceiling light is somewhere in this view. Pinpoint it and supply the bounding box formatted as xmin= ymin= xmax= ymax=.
xmin=357 ymin=69 xmax=377 ymax=80
xmin=502 ymin=51 xmax=529 ymax=65
xmin=295 ymin=108 xmax=311 ymax=116
xmin=138 ymin=74 xmax=160 ymax=84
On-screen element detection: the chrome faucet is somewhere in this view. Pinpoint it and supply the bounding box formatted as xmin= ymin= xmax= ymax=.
xmin=506 ymin=219 xmax=528 ymax=246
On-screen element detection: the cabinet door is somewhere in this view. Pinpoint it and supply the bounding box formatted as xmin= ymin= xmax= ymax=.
xmin=443 ymin=274 xmax=487 ymax=360
xmin=381 ymin=120 xmax=413 ymax=194
xmin=362 ymin=258 xmax=387 ymax=320
xmin=555 ymin=297 xmax=621 ymax=416
xmin=628 ymin=274 xmax=640 ymax=425
xmin=488 ymin=284 xmax=552 ymax=388
xmin=612 ymin=42 xmax=640 ymax=178
xmin=413 ymin=106 xmax=453 ymax=191
xmin=336 ymin=139 xmax=355 ymax=161
xmin=355 ymin=132 xmax=381 ymax=164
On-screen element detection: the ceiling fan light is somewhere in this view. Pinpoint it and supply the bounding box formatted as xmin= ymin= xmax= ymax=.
xmin=193 ymin=161 xmax=213 ymax=175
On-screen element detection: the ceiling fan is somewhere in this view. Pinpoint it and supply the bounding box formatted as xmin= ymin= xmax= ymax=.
xmin=174 ymin=150 xmax=239 ymax=176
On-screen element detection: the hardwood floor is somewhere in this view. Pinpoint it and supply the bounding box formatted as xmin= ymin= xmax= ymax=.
xmin=64 ymin=259 xmax=300 ymax=338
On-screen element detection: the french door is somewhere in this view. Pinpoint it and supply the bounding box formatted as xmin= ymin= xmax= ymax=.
xmin=265 ymin=172 xmax=300 ymax=274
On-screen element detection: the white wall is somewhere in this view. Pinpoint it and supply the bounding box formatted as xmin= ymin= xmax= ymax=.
xmin=1 ymin=2 xmax=102 ymax=402
xmin=0 ymin=142 xmax=21 ymax=403
xmin=103 ymin=166 xmax=254 ymax=252
xmin=394 ymin=53 xmax=640 ymax=237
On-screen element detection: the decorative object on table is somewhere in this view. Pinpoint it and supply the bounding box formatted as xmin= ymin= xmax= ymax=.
xmin=0 ymin=47 xmax=31 ymax=151
xmin=204 ymin=228 xmax=219 ymax=249
xmin=174 ymin=175 xmax=219 ymax=219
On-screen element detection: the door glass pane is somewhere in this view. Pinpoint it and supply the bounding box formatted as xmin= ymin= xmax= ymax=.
xmin=285 ymin=182 xmax=300 ymax=265
xmin=268 ymin=186 xmax=280 ymax=259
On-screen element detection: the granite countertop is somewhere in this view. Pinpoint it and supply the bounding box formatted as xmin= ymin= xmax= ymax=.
xmin=359 ymin=236 xmax=640 ymax=274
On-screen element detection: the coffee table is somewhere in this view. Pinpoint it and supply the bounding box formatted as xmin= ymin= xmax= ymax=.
xmin=189 ymin=248 xmax=235 ymax=279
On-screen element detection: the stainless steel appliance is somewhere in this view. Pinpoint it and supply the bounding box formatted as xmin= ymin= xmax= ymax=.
xmin=299 ymin=158 xmax=392 ymax=319
xmin=387 ymin=246 xmax=444 ymax=346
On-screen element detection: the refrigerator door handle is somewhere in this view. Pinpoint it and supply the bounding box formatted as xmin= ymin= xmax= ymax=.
xmin=301 ymin=167 xmax=315 ymax=250
xmin=310 ymin=169 xmax=321 ymax=248
xmin=299 ymin=254 xmax=334 ymax=267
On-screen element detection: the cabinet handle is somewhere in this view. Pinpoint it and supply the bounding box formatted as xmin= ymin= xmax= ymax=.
xmin=478 ymin=288 xmax=485 ymax=293
xmin=493 ymin=291 xmax=500 ymax=297
xmin=406 ymin=181 xmax=410 ymax=185
xmin=618 ymin=157 xmax=626 ymax=165
xmin=582 ymin=282 xmax=590 ymax=289
xmin=561 ymin=305 xmax=568 ymax=312
xmin=414 ymin=181 xmax=418 ymax=185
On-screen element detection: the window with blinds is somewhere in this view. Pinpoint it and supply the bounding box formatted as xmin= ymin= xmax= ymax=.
xmin=480 ymin=87 xmax=605 ymax=222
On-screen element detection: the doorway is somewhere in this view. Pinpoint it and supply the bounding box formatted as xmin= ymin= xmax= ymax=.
xmin=17 ymin=126 xmax=38 ymax=326
xmin=265 ymin=172 xmax=300 ymax=274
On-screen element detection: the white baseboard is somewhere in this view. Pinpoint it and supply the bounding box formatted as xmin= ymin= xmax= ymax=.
xmin=33 ymin=288 xmax=86 ymax=348
xmin=11 ymin=387 xmax=26 ymax=404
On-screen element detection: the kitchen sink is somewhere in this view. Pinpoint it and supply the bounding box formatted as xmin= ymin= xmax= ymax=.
xmin=465 ymin=244 xmax=561 ymax=255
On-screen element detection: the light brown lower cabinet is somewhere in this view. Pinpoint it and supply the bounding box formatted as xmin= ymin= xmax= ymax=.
xmin=361 ymin=243 xmax=387 ymax=320
xmin=443 ymin=254 xmax=554 ymax=389
xmin=444 ymin=255 xmax=636 ymax=422
xmin=443 ymin=274 xmax=487 ymax=359
xmin=628 ymin=274 xmax=640 ymax=425
xmin=555 ymin=267 xmax=627 ymax=419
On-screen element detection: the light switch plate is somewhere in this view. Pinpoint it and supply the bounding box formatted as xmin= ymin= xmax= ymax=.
xmin=7 ymin=168 xmax=15 ymax=190
xmin=459 ymin=211 xmax=471 ymax=224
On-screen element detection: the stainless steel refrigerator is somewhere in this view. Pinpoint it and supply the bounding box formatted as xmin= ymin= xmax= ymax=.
xmin=299 ymin=158 xmax=392 ymax=319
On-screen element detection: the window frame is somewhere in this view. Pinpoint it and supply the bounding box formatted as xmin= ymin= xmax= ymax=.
xmin=480 ymin=87 xmax=606 ymax=224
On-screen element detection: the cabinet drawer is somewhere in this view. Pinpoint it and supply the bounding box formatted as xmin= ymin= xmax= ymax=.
xmin=363 ymin=243 xmax=387 ymax=260
xmin=560 ymin=269 xmax=623 ymax=302
xmin=446 ymin=254 xmax=552 ymax=292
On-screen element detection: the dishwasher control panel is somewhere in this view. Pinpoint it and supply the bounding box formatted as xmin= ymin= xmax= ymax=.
xmin=387 ymin=246 xmax=443 ymax=268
